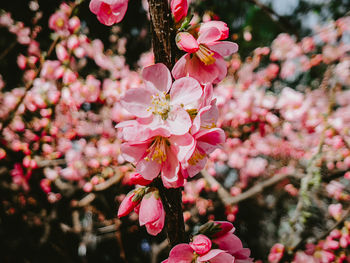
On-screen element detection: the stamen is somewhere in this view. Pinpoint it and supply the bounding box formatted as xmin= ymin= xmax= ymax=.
xmin=188 ymin=148 xmax=206 ymax=166
xmin=145 ymin=137 xmax=168 ymax=164
xmin=147 ymin=93 xmax=171 ymax=120
xmin=196 ymin=45 xmax=216 ymax=65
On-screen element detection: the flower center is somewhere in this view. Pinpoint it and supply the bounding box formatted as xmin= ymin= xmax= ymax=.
xmin=145 ymin=137 xmax=169 ymax=164
xmin=188 ymin=148 xmax=206 ymax=166
xmin=196 ymin=45 xmax=216 ymax=65
xmin=148 ymin=93 xmax=171 ymax=120
xmin=56 ymin=18 xmax=64 ymax=28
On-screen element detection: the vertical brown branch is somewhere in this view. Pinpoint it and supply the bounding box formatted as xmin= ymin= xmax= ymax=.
xmin=148 ymin=0 xmax=187 ymax=246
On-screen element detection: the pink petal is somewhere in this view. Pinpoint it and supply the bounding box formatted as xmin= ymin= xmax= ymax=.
xmin=196 ymin=128 xmax=226 ymax=154
xmin=121 ymin=88 xmax=153 ymax=118
xmin=199 ymin=21 xmax=229 ymax=40
xmin=170 ymin=77 xmax=202 ymax=107
xmin=176 ymin=32 xmax=199 ymax=53
xmin=162 ymin=172 xmax=185 ymax=188
xmin=172 ymin=54 xmax=189 ymax=80
xmin=136 ymin=158 xmax=161 ymax=181
xmin=197 ymin=27 xmax=222 ymax=45
xmin=89 ymin=0 xmax=102 ymax=14
xmin=168 ymin=244 xmax=194 ymax=263
xmin=161 ymin=147 xmax=180 ymax=181
xmin=110 ymin=0 xmax=129 ymax=23
xmin=142 ymin=63 xmax=172 ymax=93
xmin=212 ymin=221 xmax=235 ymax=237
xmin=187 ymin=55 xmax=219 ymax=84
xmin=208 ymin=41 xmax=238 ymax=57
xmin=121 ymin=141 xmax=148 ymax=163
xmin=169 ymin=133 xmax=195 ymax=162
xmin=198 ymin=249 xmax=226 ymax=261
xmin=139 ymin=192 xmax=163 ymax=225
xmin=213 ymin=233 xmax=243 ymax=255
xmin=145 ymin=206 xmax=165 ymax=235
xmin=185 ymin=155 xmax=207 ymax=178
xmin=207 ymin=252 xmax=235 ymax=263
xmin=191 ymin=101 xmax=219 ymax=134
xmin=212 ymin=55 xmax=228 ymax=84
xmin=166 ymin=107 xmax=192 ymax=135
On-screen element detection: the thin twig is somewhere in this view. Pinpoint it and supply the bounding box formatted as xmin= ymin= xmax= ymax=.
xmin=93 ymin=172 xmax=123 ymax=191
xmin=0 ymin=40 xmax=17 ymax=61
xmin=202 ymin=170 xmax=299 ymax=206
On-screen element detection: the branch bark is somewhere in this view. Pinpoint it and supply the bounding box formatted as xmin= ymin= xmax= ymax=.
xmin=148 ymin=0 xmax=187 ymax=246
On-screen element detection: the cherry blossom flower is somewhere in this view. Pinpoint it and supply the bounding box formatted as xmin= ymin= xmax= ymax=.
xmin=120 ymin=63 xmax=202 ymax=137
xmin=89 ymin=0 xmax=129 ymax=26
xmin=172 ymin=21 xmax=238 ymax=84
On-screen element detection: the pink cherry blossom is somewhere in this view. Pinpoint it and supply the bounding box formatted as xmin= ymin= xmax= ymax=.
xmin=120 ymin=133 xmax=194 ymax=187
xmin=211 ymin=221 xmax=253 ymax=263
xmin=172 ymin=21 xmax=238 ymax=84
xmin=89 ymin=0 xmax=129 ymax=26
xmin=117 ymin=189 xmax=142 ymax=217
xmin=120 ymin=63 xmax=202 ymax=136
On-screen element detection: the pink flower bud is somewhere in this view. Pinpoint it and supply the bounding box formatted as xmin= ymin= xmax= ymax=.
xmin=190 ymin=234 xmax=212 ymax=255
xmin=118 ymin=189 xmax=142 ymax=218
xmin=268 ymin=243 xmax=284 ymax=263
xmin=176 ymin=32 xmax=199 ymax=53
xmin=171 ymin=0 xmax=188 ymax=23
xmin=139 ymin=190 xmax=165 ymax=235
xmin=17 ymin=54 xmax=27 ymax=69
xmin=67 ymin=35 xmax=80 ymax=50
xmin=56 ymin=44 xmax=69 ymax=62
xmin=68 ymin=16 xmax=80 ymax=33
xmin=0 ymin=148 xmax=6 ymax=160
xmin=83 ymin=182 xmax=93 ymax=192
xmin=129 ymin=173 xmax=152 ymax=186
xmin=329 ymin=203 xmax=342 ymax=221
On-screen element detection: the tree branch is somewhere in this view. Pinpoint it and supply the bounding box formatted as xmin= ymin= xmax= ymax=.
xmin=148 ymin=0 xmax=187 ymax=246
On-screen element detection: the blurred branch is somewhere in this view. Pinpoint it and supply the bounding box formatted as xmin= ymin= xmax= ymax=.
xmin=0 ymin=40 xmax=17 ymax=61
xmin=244 ymin=0 xmax=299 ymax=39
xmin=77 ymin=193 xmax=96 ymax=207
xmin=287 ymin=66 xmax=335 ymax=250
xmin=93 ymin=172 xmax=123 ymax=191
xmin=151 ymin=239 xmax=169 ymax=263
xmin=202 ymin=170 xmax=301 ymax=206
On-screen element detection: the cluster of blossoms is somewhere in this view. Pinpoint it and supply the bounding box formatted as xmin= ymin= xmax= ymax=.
xmin=163 ymin=221 xmax=252 ymax=262
xmin=2 ymin=0 xmax=350 ymax=261
xmin=268 ymin=217 xmax=350 ymax=263
xmin=115 ymin=0 xmax=238 ymax=240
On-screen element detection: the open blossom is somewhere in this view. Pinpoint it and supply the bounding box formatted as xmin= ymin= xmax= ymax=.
xmin=120 ymin=133 xmax=194 ymax=187
xmin=89 ymin=0 xmax=129 ymax=26
xmin=172 ymin=21 xmax=238 ymax=84
xmin=182 ymin=101 xmax=225 ymax=178
xmin=211 ymin=221 xmax=253 ymax=263
xmin=120 ymin=63 xmax=202 ymax=136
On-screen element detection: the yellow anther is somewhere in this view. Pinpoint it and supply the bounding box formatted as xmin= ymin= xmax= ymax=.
xmin=196 ymin=44 xmax=216 ymax=65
